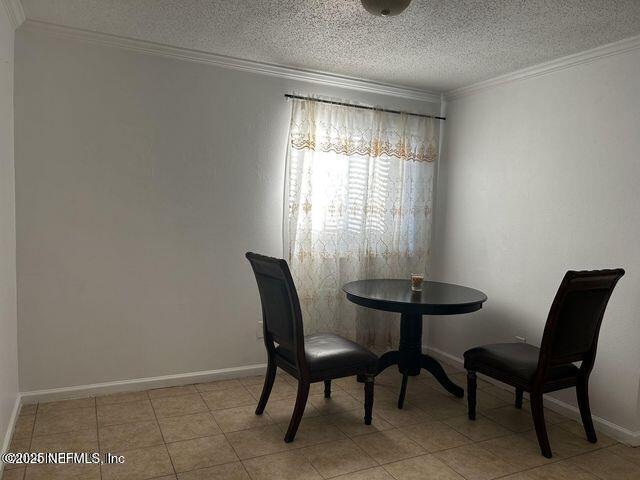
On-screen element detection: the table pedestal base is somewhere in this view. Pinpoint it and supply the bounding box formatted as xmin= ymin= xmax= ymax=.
xmin=378 ymin=313 xmax=464 ymax=408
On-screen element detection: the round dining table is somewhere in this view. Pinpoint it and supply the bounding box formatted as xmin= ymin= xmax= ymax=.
xmin=343 ymin=279 xmax=487 ymax=408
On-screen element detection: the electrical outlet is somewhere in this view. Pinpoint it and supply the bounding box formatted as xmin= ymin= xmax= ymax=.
xmin=515 ymin=335 xmax=526 ymax=343
xmin=257 ymin=321 xmax=264 ymax=339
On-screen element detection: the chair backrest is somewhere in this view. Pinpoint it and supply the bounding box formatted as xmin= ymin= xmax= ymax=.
xmin=538 ymin=269 xmax=624 ymax=374
xmin=245 ymin=252 xmax=306 ymax=367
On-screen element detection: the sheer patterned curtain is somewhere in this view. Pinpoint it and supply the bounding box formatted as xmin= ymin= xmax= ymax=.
xmin=284 ymin=98 xmax=438 ymax=349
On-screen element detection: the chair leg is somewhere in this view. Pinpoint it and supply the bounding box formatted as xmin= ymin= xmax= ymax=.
xmin=364 ymin=375 xmax=374 ymax=425
xmin=515 ymin=388 xmax=523 ymax=409
xmin=255 ymin=360 xmax=276 ymax=415
xmin=577 ymin=376 xmax=597 ymax=443
xmin=397 ymin=373 xmax=409 ymax=409
xmin=324 ymin=379 xmax=331 ymax=399
xmin=284 ymin=380 xmax=310 ymax=443
xmin=467 ymin=371 xmax=477 ymax=420
xmin=530 ymin=391 xmax=552 ymax=458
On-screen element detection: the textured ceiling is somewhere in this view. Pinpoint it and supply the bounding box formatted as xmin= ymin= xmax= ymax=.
xmin=21 ymin=0 xmax=640 ymax=92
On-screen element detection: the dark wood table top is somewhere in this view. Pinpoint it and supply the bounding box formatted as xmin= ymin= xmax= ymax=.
xmin=343 ymin=279 xmax=487 ymax=315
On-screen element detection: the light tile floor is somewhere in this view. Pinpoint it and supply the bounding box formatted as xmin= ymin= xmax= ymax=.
xmin=2 ymin=363 xmax=638 ymax=480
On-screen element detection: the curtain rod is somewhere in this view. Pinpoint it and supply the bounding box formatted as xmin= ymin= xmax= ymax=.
xmin=284 ymin=94 xmax=446 ymax=121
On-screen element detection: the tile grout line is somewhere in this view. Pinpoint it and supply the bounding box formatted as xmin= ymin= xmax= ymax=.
xmin=22 ymin=402 xmax=38 ymax=479
xmin=220 ymin=407 xmax=255 ymax=480
xmin=573 ymin=447 xmax=637 ymax=480
xmin=203 ymin=385 xmax=269 ymax=480
xmin=298 ymin=433 xmax=381 ymax=479
xmin=93 ymin=397 xmax=103 ymax=480
xmin=446 ymin=430 xmax=616 ymax=480
xmin=237 ymin=460 xmax=254 ymax=480
xmin=353 ymin=421 xmax=614 ymax=479
xmin=486 ymin=442 xmax=615 ymax=480
xmin=168 ymin=457 xmax=243 ymax=479
xmin=148 ymin=390 xmax=178 ymax=479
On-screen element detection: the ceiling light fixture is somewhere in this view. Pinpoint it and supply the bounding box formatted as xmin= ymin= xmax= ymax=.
xmin=360 ymin=0 xmax=412 ymax=17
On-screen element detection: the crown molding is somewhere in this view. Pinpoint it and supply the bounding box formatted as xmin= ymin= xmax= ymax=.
xmin=22 ymin=19 xmax=441 ymax=104
xmin=447 ymin=34 xmax=640 ymax=100
xmin=1 ymin=0 xmax=25 ymax=29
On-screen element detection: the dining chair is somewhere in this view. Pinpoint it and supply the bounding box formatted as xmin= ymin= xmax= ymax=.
xmin=463 ymin=268 xmax=624 ymax=458
xmin=246 ymin=252 xmax=378 ymax=442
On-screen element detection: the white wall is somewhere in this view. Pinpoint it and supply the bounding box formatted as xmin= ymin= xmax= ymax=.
xmin=432 ymin=48 xmax=640 ymax=436
xmin=14 ymin=27 xmax=439 ymax=392
xmin=0 ymin=1 xmax=19 ymax=454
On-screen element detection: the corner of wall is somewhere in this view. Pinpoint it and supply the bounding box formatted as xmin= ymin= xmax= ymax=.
xmin=0 ymin=0 xmax=20 ymax=472
xmin=0 ymin=0 xmax=25 ymax=31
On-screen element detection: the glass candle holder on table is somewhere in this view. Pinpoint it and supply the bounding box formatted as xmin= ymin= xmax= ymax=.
xmin=410 ymin=274 xmax=424 ymax=292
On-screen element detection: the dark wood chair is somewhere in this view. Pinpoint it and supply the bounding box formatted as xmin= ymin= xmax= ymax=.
xmin=246 ymin=252 xmax=377 ymax=442
xmin=464 ymin=269 xmax=624 ymax=458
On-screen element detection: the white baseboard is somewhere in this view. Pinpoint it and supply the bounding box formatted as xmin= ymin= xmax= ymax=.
xmin=424 ymin=345 xmax=640 ymax=446
xmin=0 ymin=394 xmax=21 ymax=474
xmin=3 ymin=362 xmax=268 ymax=472
xmin=20 ymin=363 xmax=267 ymax=404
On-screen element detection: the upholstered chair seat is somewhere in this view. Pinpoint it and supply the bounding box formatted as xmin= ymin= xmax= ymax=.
xmin=276 ymin=333 xmax=378 ymax=382
xmin=464 ymin=343 xmax=578 ymax=384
